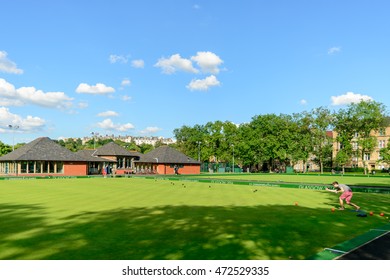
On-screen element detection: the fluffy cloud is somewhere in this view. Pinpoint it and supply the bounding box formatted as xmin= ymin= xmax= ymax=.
xmin=154 ymin=54 xmax=199 ymax=74
xmin=140 ymin=126 xmax=162 ymax=134
xmin=0 ymin=78 xmax=73 ymax=109
xmin=121 ymin=95 xmax=132 ymax=102
xmin=131 ymin=59 xmax=145 ymax=68
xmin=0 ymin=51 xmax=23 ymax=74
xmin=331 ymin=92 xmax=373 ymax=106
xmin=97 ymin=118 xmax=135 ymax=132
xmin=300 ymin=99 xmax=308 ymax=105
xmin=121 ymin=78 xmax=131 ymax=87
xmin=191 ymin=51 xmax=223 ymax=74
xmin=76 ymin=83 xmax=115 ymax=95
xmin=328 ymin=47 xmax=341 ymax=55
xmin=186 ymin=75 xmax=220 ymax=91
xmin=97 ymin=110 xmax=119 ymax=117
xmin=0 ymin=107 xmax=45 ymax=132
xmin=109 ymin=54 xmax=129 ymax=64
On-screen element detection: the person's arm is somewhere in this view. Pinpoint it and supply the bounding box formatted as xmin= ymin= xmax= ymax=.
xmin=325 ymin=187 xmax=339 ymax=193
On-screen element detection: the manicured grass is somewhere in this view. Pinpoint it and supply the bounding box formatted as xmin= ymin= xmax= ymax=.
xmin=194 ymin=173 xmax=390 ymax=187
xmin=0 ymin=177 xmax=388 ymax=260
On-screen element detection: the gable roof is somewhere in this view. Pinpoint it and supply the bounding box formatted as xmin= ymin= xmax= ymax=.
xmin=75 ymin=150 xmax=116 ymax=162
xmin=138 ymin=146 xmax=200 ymax=164
xmin=94 ymin=142 xmax=142 ymax=158
xmin=0 ymin=137 xmax=86 ymax=162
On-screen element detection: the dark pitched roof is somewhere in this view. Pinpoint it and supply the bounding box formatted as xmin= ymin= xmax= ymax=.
xmin=137 ymin=146 xmax=200 ymax=164
xmin=94 ymin=142 xmax=142 ymax=157
xmin=0 ymin=137 xmax=86 ymax=162
xmin=75 ymin=150 xmax=116 ymax=162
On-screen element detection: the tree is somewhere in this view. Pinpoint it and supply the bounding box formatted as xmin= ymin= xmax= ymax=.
xmin=139 ymin=143 xmax=154 ymax=154
xmin=289 ymin=112 xmax=313 ymax=173
xmin=333 ymin=100 xmax=386 ymax=174
xmin=173 ymin=124 xmax=206 ymax=161
xmin=307 ymin=107 xmax=334 ymax=174
xmin=0 ymin=141 xmax=12 ymax=156
xmin=379 ymin=141 xmax=390 ymax=166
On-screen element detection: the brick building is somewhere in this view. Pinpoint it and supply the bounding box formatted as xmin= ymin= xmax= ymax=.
xmin=0 ymin=137 xmax=200 ymax=176
xmin=135 ymin=145 xmax=201 ymax=175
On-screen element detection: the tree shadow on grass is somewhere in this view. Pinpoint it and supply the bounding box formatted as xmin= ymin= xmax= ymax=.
xmin=1 ymin=201 xmax=387 ymax=260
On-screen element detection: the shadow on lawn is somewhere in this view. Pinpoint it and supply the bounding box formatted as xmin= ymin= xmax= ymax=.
xmin=0 ymin=198 xmax=387 ymax=260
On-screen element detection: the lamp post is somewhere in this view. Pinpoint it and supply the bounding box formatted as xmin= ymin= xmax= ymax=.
xmin=232 ymin=144 xmax=235 ymax=173
xmin=197 ymin=141 xmax=201 ymax=162
xmin=8 ymin=125 xmax=19 ymax=151
xmin=91 ymin=132 xmax=99 ymax=149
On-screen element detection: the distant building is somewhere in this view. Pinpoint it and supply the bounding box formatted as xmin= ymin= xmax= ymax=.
xmin=332 ymin=126 xmax=390 ymax=171
xmin=79 ymin=134 xmax=176 ymax=146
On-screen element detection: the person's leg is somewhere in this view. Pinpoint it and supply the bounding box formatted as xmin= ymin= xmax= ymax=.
xmin=339 ymin=197 xmax=345 ymax=209
xmin=345 ymin=192 xmax=360 ymax=210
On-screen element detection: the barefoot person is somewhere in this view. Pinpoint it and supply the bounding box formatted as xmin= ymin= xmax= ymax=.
xmin=326 ymin=181 xmax=360 ymax=211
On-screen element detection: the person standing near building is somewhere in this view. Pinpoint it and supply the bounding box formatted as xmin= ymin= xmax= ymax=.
xmin=326 ymin=181 xmax=360 ymax=210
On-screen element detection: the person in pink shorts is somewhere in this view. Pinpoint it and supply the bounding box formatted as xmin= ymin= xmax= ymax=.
xmin=326 ymin=181 xmax=360 ymax=210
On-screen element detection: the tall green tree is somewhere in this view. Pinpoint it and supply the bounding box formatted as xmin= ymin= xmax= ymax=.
xmin=173 ymin=124 xmax=206 ymax=161
xmin=333 ymin=100 xmax=386 ymax=173
xmin=307 ymin=107 xmax=334 ymax=174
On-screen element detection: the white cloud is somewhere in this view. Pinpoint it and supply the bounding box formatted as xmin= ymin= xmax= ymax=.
xmin=109 ymin=54 xmax=129 ymax=64
xmin=75 ymin=83 xmax=115 ymax=95
xmin=121 ymin=78 xmax=131 ymax=87
xmin=0 ymin=107 xmax=45 ymax=132
xmin=131 ymin=59 xmax=145 ymax=68
xmin=191 ymin=51 xmax=223 ymax=74
xmin=97 ymin=118 xmax=135 ymax=132
xmin=121 ymin=95 xmax=132 ymax=102
xmin=154 ymin=54 xmax=199 ymax=74
xmin=0 ymin=78 xmax=73 ymax=109
xmin=186 ymin=75 xmax=220 ymax=91
xmin=328 ymin=47 xmax=341 ymax=55
xmin=300 ymin=99 xmax=308 ymax=105
xmin=331 ymin=92 xmax=373 ymax=106
xmin=97 ymin=110 xmax=119 ymax=117
xmin=77 ymin=102 xmax=88 ymax=109
xmin=140 ymin=126 xmax=162 ymax=134
xmin=0 ymin=51 xmax=23 ymax=74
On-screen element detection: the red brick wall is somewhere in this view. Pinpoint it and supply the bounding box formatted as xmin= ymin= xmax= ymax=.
xmin=64 ymin=162 xmax=88 ymax=176
xmin=159 ymin=164 xmax=200 ymax=175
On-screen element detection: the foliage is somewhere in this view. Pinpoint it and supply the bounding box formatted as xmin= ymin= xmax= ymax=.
xmin=379 ymin=141 xmax=390 ymax=165
xmin=173 ymin=101 xmax=388 ymax=172
xmin=0 ymin=141 xmax=12 ymax=156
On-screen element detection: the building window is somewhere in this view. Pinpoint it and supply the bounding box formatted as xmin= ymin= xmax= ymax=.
xmin=57 ymin=162 xmax=64 ymax=173
xmin=21 ymin=162 xmax=27 ymax=173
xmin=42 ymin=161 xmax=48 ymax=173
xmin=378 ymin=140 xmax=386 ymax=148
xmin=36 ymin=161 xmax=42 ymax=173
xmin=49 ymin=162 xmax=55 ymax=173
xmin=28 ymin=161 xmax=35 ymax=173
xmin=118 ymin=157 xmax=123 ymax=168
xmin=364 ymin=153 xmax=371 ymax=161
xmin=379 ymin=128 xmax=385 ymax=136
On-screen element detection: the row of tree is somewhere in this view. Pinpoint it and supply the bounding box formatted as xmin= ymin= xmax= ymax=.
xmin=173 ymin=100 xmax=389 ymax=173
xmin=1 ymin=100 xmax=389 ymax=174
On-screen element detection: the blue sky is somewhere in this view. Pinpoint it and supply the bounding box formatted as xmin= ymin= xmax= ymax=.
xmin=1 ymin=0 xmax=389 ymax=145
